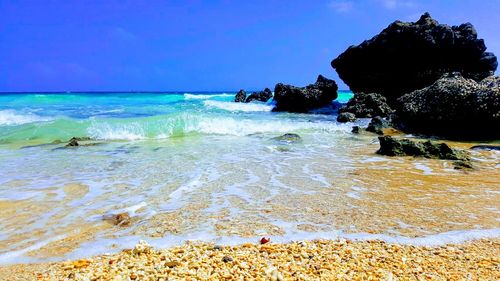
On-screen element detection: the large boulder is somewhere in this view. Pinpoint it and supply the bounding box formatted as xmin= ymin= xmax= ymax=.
xmin=272 ymin=75 xmax=338 ymax=113
xmin=366 ymin=116 xmax=390 ymax=135
xmin=377 ymin=136 xmax=472 ymax=169
xmin=331 ymin=13 xmax=497 ymax=102
xmin=337 ymin=112 xmax=357 ymax=123
xmin=246 ymin=88 xmax=273 ymax=103
xmin=234 ymin=90 xmax=246 ymax=103
xmin=397 ymin=73 xmax=500 ymax=139
xmin=340 ymin=92 xmax=393 ymax=118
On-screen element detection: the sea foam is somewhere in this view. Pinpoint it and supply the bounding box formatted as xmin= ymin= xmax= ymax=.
xmin=0 ymin=110 xmax=52 ymax=126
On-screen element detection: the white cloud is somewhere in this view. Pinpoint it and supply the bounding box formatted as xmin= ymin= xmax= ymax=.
xmin=328 ymin=1 xmax=354 ymax=13
xmin=381 ymin=0 xmax=416 ymax=10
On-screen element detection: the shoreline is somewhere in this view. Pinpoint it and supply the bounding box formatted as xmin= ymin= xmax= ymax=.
xmin=1 ymin=238 xmax=498 ymax=280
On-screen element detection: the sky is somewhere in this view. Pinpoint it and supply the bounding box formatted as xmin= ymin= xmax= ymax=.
xmin=0 ymin=0 xmax=499 ymax=92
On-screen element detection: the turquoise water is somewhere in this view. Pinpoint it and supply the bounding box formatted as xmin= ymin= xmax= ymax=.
xmin=0 ymin=91 xmax=353 ymax=144
xmin=1 ymin=91 xmax=499 ymax=265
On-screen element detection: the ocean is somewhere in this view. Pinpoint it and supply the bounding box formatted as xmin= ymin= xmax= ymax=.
xmin=0 ymin=91 xmax=498 ymax=264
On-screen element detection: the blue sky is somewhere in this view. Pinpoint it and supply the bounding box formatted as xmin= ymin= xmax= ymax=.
xmin=0 ymin=0 xmax=498 ymax=92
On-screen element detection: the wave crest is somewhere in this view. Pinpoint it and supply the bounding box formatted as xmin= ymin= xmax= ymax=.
xmin=0 ymin=110 xmax=52 ymax=126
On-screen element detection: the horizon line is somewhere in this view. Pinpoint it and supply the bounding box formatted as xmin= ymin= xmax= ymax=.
xmin=0 ymin=90 xmax=352 ymax=94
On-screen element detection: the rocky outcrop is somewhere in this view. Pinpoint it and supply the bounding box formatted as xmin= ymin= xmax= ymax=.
xmin=366 ymin=116 xmax=390 ymax=135
xmin=337 ymin=112 xmax=356 ymax=123
xmin=246 ymin=88 xmax=273 ymax=103
xmin=397 ymin=73 xmax=500 ymax=139
xmin=340 ymin=92 xmax=393 ymax=118
xmin=234 ymin=90 xmax=246 ymax=103
xmin=272 ymin=75 xmax=338 ymax=113
xmin=332 ymin=13 xmax=498 ymax=102
xmin=377 ymin=136 xmax=472 ymax=169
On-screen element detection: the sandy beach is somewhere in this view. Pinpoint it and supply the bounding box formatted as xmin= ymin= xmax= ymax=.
xmin=1 ymin=239 xmax=498 ymax=280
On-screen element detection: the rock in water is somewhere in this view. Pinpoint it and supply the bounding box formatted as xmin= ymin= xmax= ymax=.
xmin=377 ymin=136 xmax=471 ymax=164
xmin=272 ymin=133 xmax=302 ymax=143
xmin=245 ymin=88 xmax=273 ymax=103
xmin=337 ymin=112 xmax=357 ymax=123
xmin=340 ymin=92 xmax=393 ymax=118
xmin=366 ymin=116 xmax=390 ymax=135
xmin=331 ymin=13 xmax=497 ymax=102
xmin=234 ymin=89 xmax=246 ymax=103
xmin=272 ymin=75 xmax=338 ymax=113
xmin=397 ymin=73 xmax=500 ymax=139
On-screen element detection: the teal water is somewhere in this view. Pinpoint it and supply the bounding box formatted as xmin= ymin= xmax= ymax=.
xmin=0 ymin=91 xmax=353 ymax=144
xmin=1 ymin=91 xmax=499 ymax=265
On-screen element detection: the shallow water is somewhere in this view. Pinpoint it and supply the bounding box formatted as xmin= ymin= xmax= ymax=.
xmin=0 ymin=92 xmax=499 ymax=264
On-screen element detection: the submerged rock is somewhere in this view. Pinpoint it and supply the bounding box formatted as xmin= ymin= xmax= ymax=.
xmin=377 ymin=136 xmax=471 ymax=166
xmin=234 ymin=89 xmax=246 ymax=103
xmin=366 ymin=116 xmax=390 ymax=135
xmin=397 ymin=73 xmax=500 ymax=139
xmin=340 ymin=92 xmax=393 ymax=118
xmin=332 ymin=13 xmax=497 ymax=101
xmin=351 ymin=126 xmax=361 ymax=134
xmin=470 ymin=145 xmax=500 ymax=151
xmin=272 ymin=75 xmax=338 ymax=113
xmin=246 ymin=88 xmax=273 ymax=103
xmin=272 ymin=133 xmax=302 ymax=143
xmin=337 ymin=112 xmax=356 ymax=123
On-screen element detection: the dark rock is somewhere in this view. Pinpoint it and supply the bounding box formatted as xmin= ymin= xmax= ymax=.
xmin=222 ymin=256 xmax=233 ymax=263
xmin=376 ymin=136 xmax=471 ymax=164
xmin=453 ymin=160 xmax=474 ymax=170
xmin=366 ymin=116 xmax=390 ymax=135
xmin=113 ymin=213 xmax=131 ymax=226
xmin=234 ymin=89 xmax=246 ymax=103
xmin=332 ymin=13 xmax=497 ymax=102
xmin=272 ymin=75 xmax=338 ymax=113
xmin=352 ymin=126 xmax=360 ymax=134
xmin=337 ymin=112 xmax=357 ymax=123
xmin=245 ymin=88 xmax=273 ymax=103
xmin=340 ymin=92 xmax=393 ymax=118
xmin=66 ymin=138 xmax=80 ymax=147
xmin=272 ymin=133 xmax=302 ymax=143
xmin=397 ymin=73 xmax=500 ymax=139
xmin=470 ymin=145 xmax=500 ymax=151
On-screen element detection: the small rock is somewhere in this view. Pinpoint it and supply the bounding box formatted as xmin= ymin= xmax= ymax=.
xmin=272 ymin=133 xmax=301 ymax=143
xmin=66 ymin=139 xmax=79 ymax=147
xmin=114 ymin=213 xmax=131 ymax=226
xmin=245 ymin=88 xmax=273 ymax=103
xmin=352 ymin=126 xmax=360 ymax=134
xmin=222 ymin=256 xmax=233 ymax=263
xmin=213 ymin=245 xmax=223 ymax=251
xmin=366 ymin=116 xmax=390 ymax=135
xmin=470 ymin=145 xmax=500 ymax=151
xmin=337 ymin=112 xmax=357 ymax=123
xmin=260 ymin=237 xmax=271 ymax=244
xmin=234 ymin=89 xmax=246 ymax=103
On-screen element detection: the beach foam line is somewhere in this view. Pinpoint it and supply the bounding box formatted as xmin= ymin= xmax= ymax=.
xmin=183 ymin=93 xmax=232 ymax=100
xmin=203 ymin=100 xmax=274 ymax=112
xmin=1 ymin=227 xmax=498 ymax=265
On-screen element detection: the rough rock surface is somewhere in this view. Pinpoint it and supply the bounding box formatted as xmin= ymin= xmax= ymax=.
xmin=234 ymin=90 xmax=246 ymax=103
xmin=272 ymin=133 xmax=302 ymax=143
xmin=377 ymin=136 xmax=471 ymax=168
xmin=272 ymin=75 xmax=338 ymax=113
xmin=245 ymin=88 xmax=273 ymax=103
xmin=366 ymin=116 xmax=390 ymax=135
xmin=397 ymin=73 xmax=500 ymax=139
xmin=340 ymin=92 xmax=393 ymax=118
xmin=337 ymin=112 xmax=357 ymax=123
xmin=332 ymin=13 xmax=498 ymax=101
